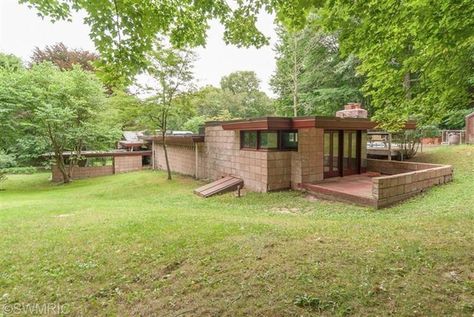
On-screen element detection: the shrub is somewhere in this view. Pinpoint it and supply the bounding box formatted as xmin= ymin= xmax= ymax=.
xmin=0 ymin=166 xmax=39 ymax=174
xmin=0 ymin=171 xmax=6 ymax=189
xmin=0 ymin=151 xmax=17 ymax=169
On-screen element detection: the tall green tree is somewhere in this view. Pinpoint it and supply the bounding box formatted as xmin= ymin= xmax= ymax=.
xmin=271 ymin=24 xmax=366 ymax=117
xmin=21 ymin=0 xmax=473 ymax=129
xmin=0 ymin=62 xmax=120 ymax=182
xmin=142 ymin=40 xmax=196 ymax=180
xmin=219 ymin=71 xmax=274 ymax=118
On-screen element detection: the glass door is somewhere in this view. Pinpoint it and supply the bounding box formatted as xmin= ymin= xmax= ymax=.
xmin=324 ymin=130 xmax=361 ymax=179
xmin=342 ymin=130 xmax=360 ymax=176
xmin=324 ymin=130 xmax=340 ymax=178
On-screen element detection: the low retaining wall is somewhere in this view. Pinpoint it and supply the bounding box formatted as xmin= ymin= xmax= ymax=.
xmin=369 ymin=159 xmax=453 ymax=208
xmin=52 ymin=152 xmax=151 ymax=182
xmin=52 ymin=165 xmax=114 ymax=182
xmin=115 ymin=155 xmax=142 ymax=173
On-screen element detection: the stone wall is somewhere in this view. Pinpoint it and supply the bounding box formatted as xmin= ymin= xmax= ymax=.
xmin=368 ymin=159 xmax=453 ymax=208
xmin=52 ymin=165 xmax=114 ymax=182
xmin=114 ymin=155 xmax=143 ymax=173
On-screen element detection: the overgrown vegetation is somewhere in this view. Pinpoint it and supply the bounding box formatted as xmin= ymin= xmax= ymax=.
xmin=0 ymin=146 xmax=473 ymax=316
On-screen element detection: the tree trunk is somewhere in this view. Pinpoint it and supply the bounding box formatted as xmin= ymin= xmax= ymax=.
xmin=162 ymin=131 xmax=172 ymax=180
xmin=292 ymin=35 xmax=298 ymax=117
xmin=55 ymin=154 xmax=70 ymax=184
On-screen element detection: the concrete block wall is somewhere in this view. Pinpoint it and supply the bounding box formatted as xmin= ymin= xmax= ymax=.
xmin=154 ymin=144 xmax=197 ymax=177
xmin=291 ymin=128 xmax=324 ymax=188
xmin=205 ymin=125 xmax=269 ymax=191
xmin=114 ymin=155 xmax=143 ymax=173
xmin=369 ymin=159 xmax=453 ymax=208
xmin=52 ymin=165 xmax=114 ymax=182
xmin=367 ymin=159 xmax=439 ymax=175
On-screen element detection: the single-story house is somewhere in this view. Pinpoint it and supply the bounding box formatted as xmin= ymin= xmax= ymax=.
xmin=146 ymin=104 xmax=453 ymax=208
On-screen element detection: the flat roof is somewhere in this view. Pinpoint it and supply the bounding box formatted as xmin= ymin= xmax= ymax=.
xmin=143 ymin=135 xmax=205 ymax=146
xmin=207 ymin=116 xmax=416 ymax=131
xmin=44 ymin=150 xmax=152 ymax=158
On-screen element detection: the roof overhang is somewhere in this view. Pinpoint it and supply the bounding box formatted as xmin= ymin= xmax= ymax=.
xmin=144 ymin=135 xmax=205 ymax=146
xmin=43 ymin=150 xmax=152 ymax=158
xmin=221 ymin=117 xmax=292 ymax=131
xmin=213 ymin=116 xmax=416 ymax=131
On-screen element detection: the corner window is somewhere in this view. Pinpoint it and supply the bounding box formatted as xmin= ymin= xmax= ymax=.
xmin=240 ymin=130 xmax=298 ymax=151
xmin=241 ymin=131 xmax=258 ymax=149
xmin=259 ymin=131 xmax=279 ymax=149
xmin=281 ymin=131 xmax=298 ymax=150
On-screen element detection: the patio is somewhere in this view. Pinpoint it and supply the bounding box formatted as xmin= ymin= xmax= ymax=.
xmin=301 ymin=159 xmax=453 ymax=208
xmin=301 ymin=174 xmax=378 ymax=207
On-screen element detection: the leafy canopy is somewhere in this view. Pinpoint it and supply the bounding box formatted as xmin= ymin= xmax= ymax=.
xmin=20 ymin=0 xmax=474 ymax=128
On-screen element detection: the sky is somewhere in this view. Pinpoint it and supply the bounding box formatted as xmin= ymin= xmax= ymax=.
xmin=0 ymin=0 xmax=278 ymax=95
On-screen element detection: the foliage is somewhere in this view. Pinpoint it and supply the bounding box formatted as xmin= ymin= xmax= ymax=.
xmin=102 ymin=90 xmax=146 ymax=130
xmin=271 ymin=23 xmax=366 ymax=116
xmin=0 ymin=53 xmax=24 ymax=71
xmin=0 ymin=166 xmax=39 ymax=174
xmin=0 ymin=61 xmax=120 ymax=182
xmin=219 ymin=71 xmax=275 ymax=118
xmin=317 ymin=0 xmax=474 ymax=129
xmin=393 ymin=130 xmax=422 ymax=159
xmin=142 ymin=40 xmax=196 ymax=180
xmin=0 ymin=151 xmax=17 ymax=169
xmin=19 ymin=0 xmax=473 ymax=129
xmin=19 ymin=0 xmax=268 ymax=82
xmin=419 ymin=125 xmax=440 ymax=138
xmin=0 ymin=170 xmax=6 ymax=188
xmin=31 ymin=42 xmax=99 ymax=71
xmin=182 ymin=116 xmax=206 ymax=134
xmin=0 ymin=146 xmax=473 ymax=315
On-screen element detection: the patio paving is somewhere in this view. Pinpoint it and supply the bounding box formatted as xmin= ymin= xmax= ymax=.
xmin=301 ymin=173 xmax=379 ymax=207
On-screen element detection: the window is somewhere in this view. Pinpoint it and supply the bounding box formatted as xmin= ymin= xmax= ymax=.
xmin=280 ymin=131 xmax=298 ymax=150
xmin=241 ymin=131 xmax=258 ymax=149
xmin=240 ymin=130 xmax=298 ymax=151
xmin=259 ymin=131 xmax=278 ymax=149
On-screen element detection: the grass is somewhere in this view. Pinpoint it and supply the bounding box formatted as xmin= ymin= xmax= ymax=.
xmin=0 ymin=145 xmax=473 ymax=316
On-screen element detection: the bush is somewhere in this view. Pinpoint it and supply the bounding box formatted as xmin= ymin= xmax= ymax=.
xmin=420 ymin=125 xmax=440 ymax=138
xmin=0 ymin=171 xmax=6 ymax=189
xmin=0 ymin=151 xmax=17 ymax=169
xmin=0 ymin=166 xmax=39 ymax=174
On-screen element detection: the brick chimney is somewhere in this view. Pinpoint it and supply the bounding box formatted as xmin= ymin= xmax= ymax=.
xmin=336 ymin=103 xmax=367 ymax=119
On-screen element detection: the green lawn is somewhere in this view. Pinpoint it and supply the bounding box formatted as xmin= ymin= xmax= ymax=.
xmin=1 ymin=146 xmax=473 ymax=316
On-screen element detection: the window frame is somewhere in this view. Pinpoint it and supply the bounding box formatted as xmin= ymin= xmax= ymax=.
xmin=240 ymin=130 xmax=298 ymax=151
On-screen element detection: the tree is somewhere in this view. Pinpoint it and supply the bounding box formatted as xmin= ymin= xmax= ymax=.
xmin=219 ymin=71 xmax=275 ymax=118
xmin=0 ymin=53 xmax=24 ymax=72
xmin=31 ymin=42 xmax=99 ymax=71
xmin=143 ymin=40 xmax=196 ymax=180
xmin=0 ymin=61 xmax=120 ymax=183
xmin=317 ymin=0 xmax=474 ymax=129
xmin=20 ymin=0 xmax=473 ymax=129
xmin=271 ymin=23 xmax=366 ymax=117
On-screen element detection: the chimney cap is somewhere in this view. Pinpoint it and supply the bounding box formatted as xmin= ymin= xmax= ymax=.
xmin=344 ymin=103 xmax=362 ymax=110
